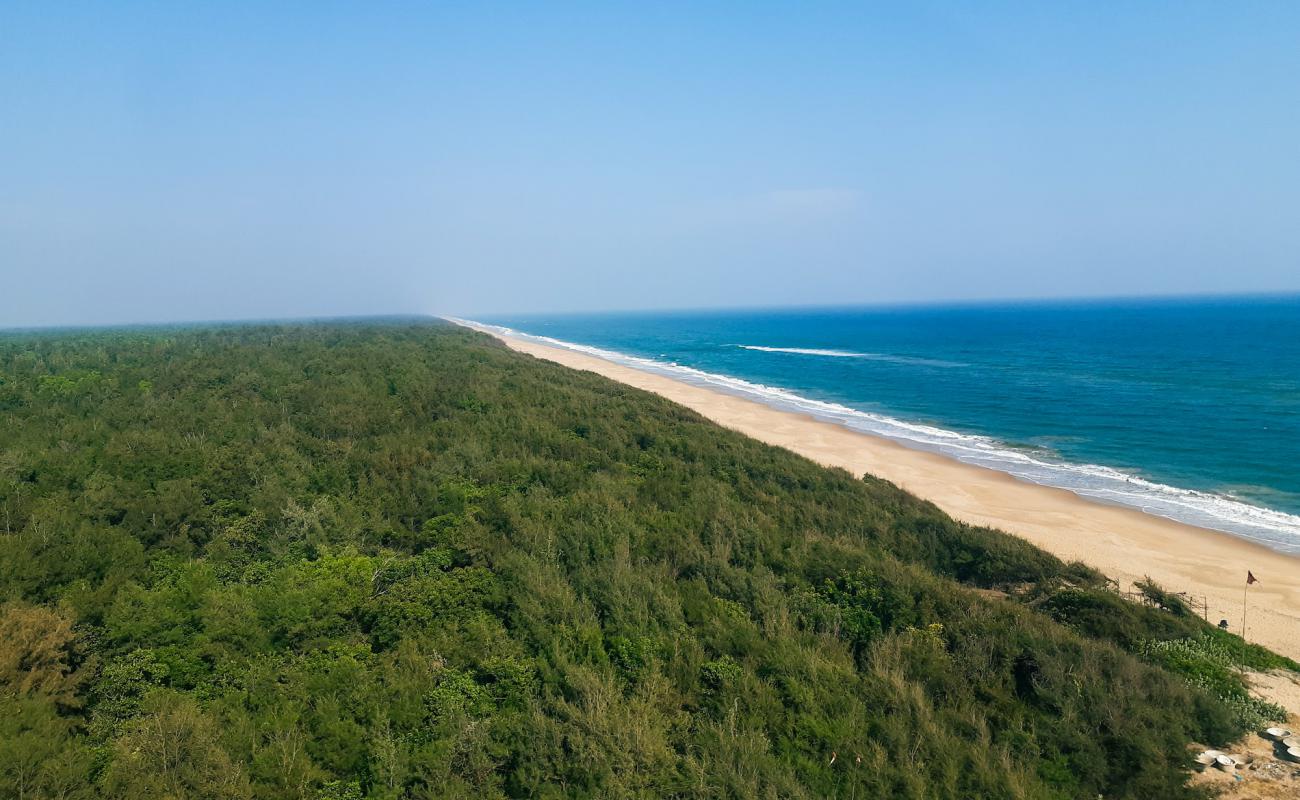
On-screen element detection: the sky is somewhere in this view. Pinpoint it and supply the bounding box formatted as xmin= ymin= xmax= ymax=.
xmin=3 ymin=2 xmax=1299 ymax=327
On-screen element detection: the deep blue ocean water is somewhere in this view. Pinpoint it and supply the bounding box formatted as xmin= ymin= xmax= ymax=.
xmin=474 ymin=296 xmax=1300 ymax=553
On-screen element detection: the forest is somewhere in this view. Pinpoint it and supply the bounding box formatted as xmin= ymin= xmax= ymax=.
xmin=0 ymin=319 xmax=1293 ymax=799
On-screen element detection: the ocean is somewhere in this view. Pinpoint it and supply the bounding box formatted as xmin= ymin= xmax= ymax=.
xmin=474 ymin=295 xmax=1300 ymax=554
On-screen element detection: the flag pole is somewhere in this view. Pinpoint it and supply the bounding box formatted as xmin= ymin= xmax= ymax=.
xmin=1241 ymin=581 xmax=1247 ymax=640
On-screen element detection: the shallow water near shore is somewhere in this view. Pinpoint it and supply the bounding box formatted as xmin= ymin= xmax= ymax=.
xmin=474 ymin=295 xmax=1300 ymax=553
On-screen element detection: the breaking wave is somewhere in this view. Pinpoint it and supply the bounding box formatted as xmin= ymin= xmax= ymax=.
xmin=738 ymin=345 xmax=964 ymax=367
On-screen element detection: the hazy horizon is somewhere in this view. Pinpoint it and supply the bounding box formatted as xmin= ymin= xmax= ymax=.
xmin=5 ymin=3 xmax=1300 ymax=328
xmin=5 ymin=288 xmax=1299 ymax=334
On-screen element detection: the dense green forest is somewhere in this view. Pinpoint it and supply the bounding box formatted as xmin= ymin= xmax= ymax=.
xmin=0 ymin=320 xmax=1292 ymax=799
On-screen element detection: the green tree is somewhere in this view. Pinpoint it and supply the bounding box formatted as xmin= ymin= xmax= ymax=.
xmin=101 ymin=692 xmax=252 ymax=799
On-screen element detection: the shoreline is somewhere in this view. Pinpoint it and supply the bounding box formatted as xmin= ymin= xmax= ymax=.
xmin=460 ymin=320 xmax=1300 ymax=661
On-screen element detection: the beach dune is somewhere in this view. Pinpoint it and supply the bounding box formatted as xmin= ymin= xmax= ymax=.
xmin=467 ymin=322 xmax=1300 ymax=661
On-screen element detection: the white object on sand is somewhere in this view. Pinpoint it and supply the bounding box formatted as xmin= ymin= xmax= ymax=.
xmin=1285 ymin=746 xmax=1300 ymax=763
xmin=1263 ymin=726 xmax=1292 ymax=740
xmin=1214 ymin=754 xmax=1236 ymax=770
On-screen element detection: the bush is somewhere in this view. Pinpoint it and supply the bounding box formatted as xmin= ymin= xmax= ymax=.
xmin=1139 ymin=637 xmax=1288 ymax=730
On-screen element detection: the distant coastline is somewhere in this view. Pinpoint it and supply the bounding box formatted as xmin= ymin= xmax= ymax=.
xmin=453 ymin=316 xmax=1300 ymax=660
xmin=455 ymin=312 xmax=1300 ymax=554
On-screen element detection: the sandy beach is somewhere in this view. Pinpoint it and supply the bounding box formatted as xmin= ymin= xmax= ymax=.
xmin=465 ymin=322 xmax=1300 ymax=661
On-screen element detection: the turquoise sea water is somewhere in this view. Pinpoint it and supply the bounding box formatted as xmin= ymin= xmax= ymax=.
xmin=473 ymin=296 xmax=1300 ymax=553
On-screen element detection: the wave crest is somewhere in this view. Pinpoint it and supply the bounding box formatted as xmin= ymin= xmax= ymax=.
xmin=738 ymin=344 xmax=964 ymax=367
xmin=739 ymin=345 xmax=867 ymax=358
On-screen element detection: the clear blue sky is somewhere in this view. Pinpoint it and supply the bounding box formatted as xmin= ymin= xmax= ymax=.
xmin=3 ymin=2 xmax=1298 ymax=327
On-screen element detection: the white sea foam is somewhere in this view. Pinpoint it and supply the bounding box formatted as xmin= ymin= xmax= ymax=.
xmin=739 ymin=345 xmax=868 ymax=358
xmin=451 ymin=318 xmax=1300 ymax=554
xmin=738 ymin=345 xmax=964 ymax=367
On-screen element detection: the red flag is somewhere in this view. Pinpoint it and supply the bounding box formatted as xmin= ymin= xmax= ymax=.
xmin=1247 ymin=571 xmax=1258 ymax=585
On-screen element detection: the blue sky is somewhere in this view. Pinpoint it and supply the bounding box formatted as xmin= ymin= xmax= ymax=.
xmin=3 ymin=2 xmax=1298 ymax=326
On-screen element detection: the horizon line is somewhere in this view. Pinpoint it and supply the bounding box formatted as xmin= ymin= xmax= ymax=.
xmin=5 ymin=288 xmax=1300 ymax=334
xmin=458 ymin=287 xmax=1300 ymax=321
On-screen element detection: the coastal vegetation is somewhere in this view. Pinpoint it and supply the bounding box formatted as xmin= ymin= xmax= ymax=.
xmin=0 ymin=319 xmax=1291 ymax=799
